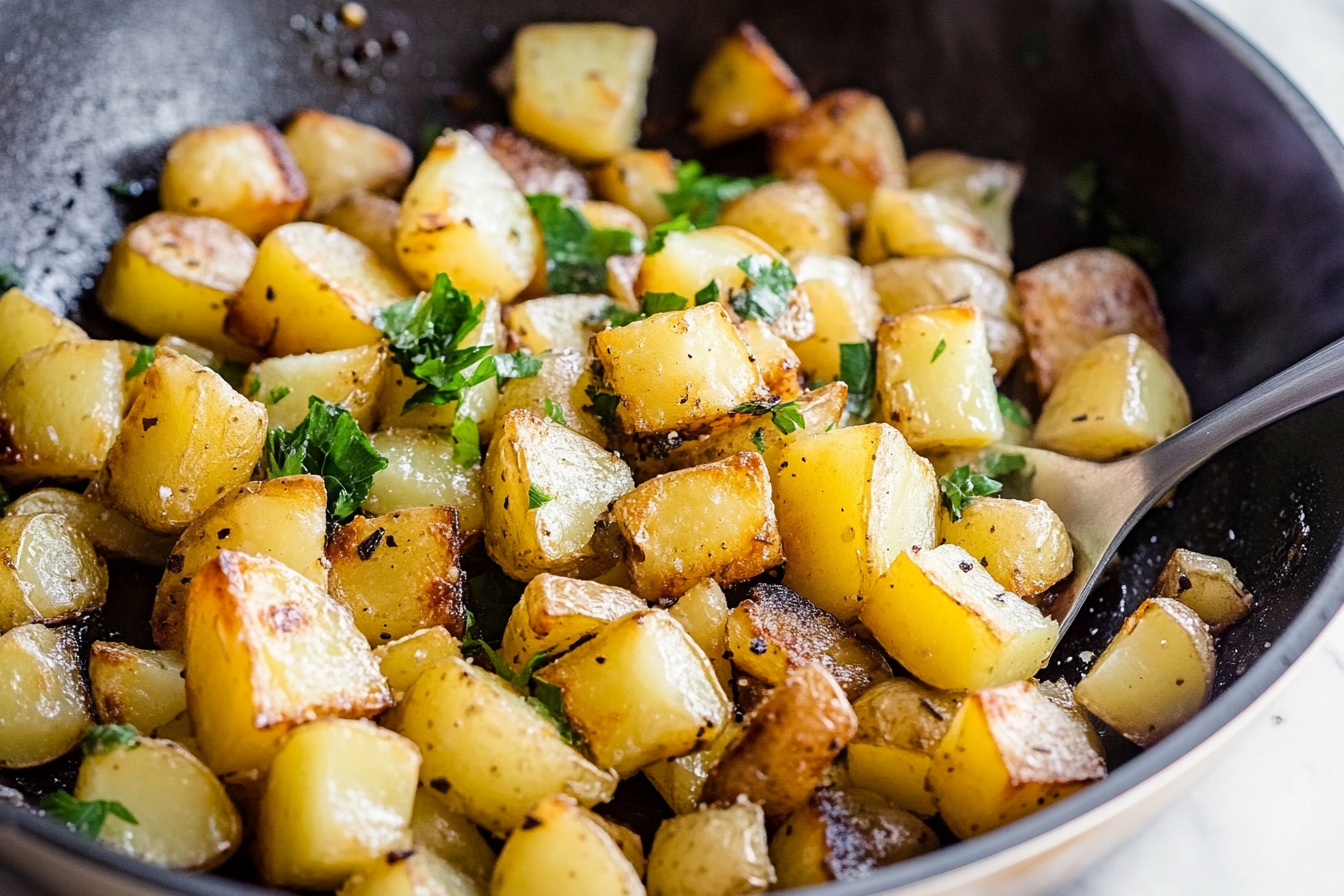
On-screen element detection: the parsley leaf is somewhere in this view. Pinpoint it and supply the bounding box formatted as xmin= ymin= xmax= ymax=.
xmin=694 ymin=281 xmax=720 ymax=305
xmin=731 ymin=401 xmax=776 ymax=415
xmin=981 ymin=451 xmax=1027 ymax=478
xmin=749 ymin=427 xmax=767 ymax=453
xmin=997 ymin=392 xmax=1032 ymax=428
xmin=731 ymin=255 xmax=796 ymax=322
xmin=124 ymin=345 xmax=155 ymax=381
xmin=838 ymin=342 xmax=876 ymax=418
xmin=588 ymin=288 xmax=711 ymax=330
xmin=542 ymin=397 xmax=567 ymax=426
xmin=529 ymin=679 xmax=578 ymax=745
xmin=493 ymin=351 xmax=543 ymax=387
xmin=267 ymin=385 xmax=292 ymax=404
xmin=450 ymin=416 xmax=481 ymax=468
xmin=246 ymin=376 xmax=262 ymax=398
xmin=584 ymin=384 xmax=620 ymax=429
xmin=211 ymin=359 xmax=249 ymax=392
xmin=466 ymin=567 xmax=526 ymax=646
xmin=40 ymin=791 xmax=138 ymax=839
xmin=641 ymin=292 xmax=689 ymax=314
xmin=528 ymin=484 xmax=554 ymax=509
xmin=931 ymin=338 xmax=947 ymax=363
xmin=770 ymin=401 xmax=805 ymax=434
xmin=645 ymin=214 xmax=695 ymax=255
xmin=526 ymin=194 xmax=642 ymax=295
xmin=82 ymin=725 xmax=139 ymax=756
xmin=938 ymin=465 xmax=1004 ymax=522
xmin=659 ymin=160 xmax=774 ymax=228
xmin=457 ymin=640 xmax=578 ymax=745
xmin=0 ymin=263 xmax=25 ymax=291
xmin=265 ymin=396 xmax=388 ymax=522
xmin=587 ymin=304 xmax=646 ymax=328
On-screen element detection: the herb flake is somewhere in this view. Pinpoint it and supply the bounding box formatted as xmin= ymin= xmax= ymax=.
xmin=40 ymin=791 xmax=138 ymax=839
xmin=997 ymin=393 xmax=1033 ymax=428
xmin=931 ymin=338 xmax=947 ymax=363
xmin=527 ymin=484 xmax=554 ymax=510
xmin=749 ymin=427 xmax=767 ymax=453
xmin=0 ymin=263 xmax=25 ymax=291
xmin=125 ymin=345 xmax=155 ymax=381
xmin=82 ymin=724 xmax=139 ymax=756
xmin=981 ymin=451 xmax=1027 ymax=478
xmin=644 ymin=214 xmax=695 ymax=255
xmin=493 ymin=351 xmax=543 ymax=387
xmin=542 ymin=397 xmax=567 ymax=426
xmin=265 ymin=396 xmax=388 ymax=521
xmin=939 ymin=465 xmax=1003 ymax=522
xmin=659 ymin=161 xmax=774 ymax=229
xmin=584 ymin=384 xmax=620 ymax=429
xmin=526 ymin=194 xmax=642 ymax=295
xmin=838 ymin=342 xmax=876 ymax=418
xmin=267 ymin=385 xmax=292 ymax=404
xmin=730 ymin=255 xmax=796 ymax=323
xmin=450 ymin=416 xmax=481 ymax=468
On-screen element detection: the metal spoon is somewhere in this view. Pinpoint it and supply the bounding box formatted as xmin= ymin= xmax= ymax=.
xmin=1006 ymin=335 xmax=1344 ymax=638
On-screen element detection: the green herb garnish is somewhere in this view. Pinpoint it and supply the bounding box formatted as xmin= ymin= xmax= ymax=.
xmin=465 ymin=569 xmax=526 ymax=646
xmin=124 ymin=345 xmax=155 ymax=381
xmin=939 ymin=465 xmax=1003 ymax=522
xmin=450 ymin=416 xmax=481 ymax=468
xmin=981 ymin=451 xmax=1027 ymax=478
xmin=458 ymin=641 xmax=578 ymax=746
xmin=527 ymin=484 xmax=554 ymax=509
xmin=997 ymin=393 xmax=1032 ymax=428
xmin=267 ymin=385 xmax=292 ymax=404
xmin=731 ymin=399 xmax=805 ymax=435
xmin=417 ymin=122 xmax=443 ymax=161
xmin=749 ymin=427 xmax=767 ymax=453
xmin=82 ymin=724 xmax=139 ymax=756
xmin=493 ymin=350 xmax=543 ymax=387
xmin=588 ymin=287 xmax=713 ymax=329
xmin=587 ymin=304 xmax=646 ymax=328
xmin=265 ymin=396 xmax=388 ymax=522
xmin=526 ymin=194 xmax=642 ymax=295
xmin=694 ymin=281 xmax=720 ymax=305
xmin=641 ymin=292 xmax=689 ymax=314
xmin=730 ymin=255 xmax=796 ymax=323
xmin=659 ymin=161 xmax=774 ymax=229
xmin=584 ymin=384 xmax=620 ymax=429
xmin=542 ymin=397 xmax=567 ymax=426
xmin=247 ymin=376 xmax=262 ymax=398
xmin=0 ymin=263 xmax=24 ymax=292
xmin=106 ymin=179 xmax=147 ymax=199
xmin=644 ymin=214 xmax=695 ymax=255
xmin=838 ymin=342 xmax=876 ymax=419
xmin=931 ymin=338 xmax=947 ymax=363
xmin=40 ymin=791 xmax=137 ymax=839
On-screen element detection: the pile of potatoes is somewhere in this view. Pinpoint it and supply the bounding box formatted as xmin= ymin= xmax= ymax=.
xmin=0 ymin=17 xmax=1254 ymax=896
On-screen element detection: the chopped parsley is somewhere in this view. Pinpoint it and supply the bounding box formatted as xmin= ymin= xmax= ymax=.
xmin=542 ymin=397 xmax=567 ymax=426
xmin=267 ymin=385 xmax=292 ymax=404
xmin=0 ymin=263 xmax=23 ymax=292
xmin=458 ymin=638 xmax=577 ymax=745
xmin=838 ymin=342 xmax=876 ymax=418
xmin=493 ymin=350 xmax=543 ymax=387
xmin=465 ymin=569 xmax=526 ymax=646
xmin=732 ymin=399 xmax=805 ymax=435
xmin=659 ymin=160 xmax=774 ymax=229
xmin=265 ymin=396 xmax=388 ymax=522
xmin=450 ymin=416 xmax=481 ymax=468
xmin=979 ymin=184 xmax=1004 ymax=207
xmin=124 ymin=345 xmax=155 ymax=381
xmin=526 ymin=193 xmax=642 ymax=295
xmin=589 ymin=284 xmax=720 ymax=329
xmin=931 ymin=338 xmax=947 ymax=363
xmin=644 ymin=214 xmax=695 ymax=255
xmin=1064 ymin=160 xmax=1165 ymax=268
xmin=40 ymin=791 xmax=137 ymax=839
xmin=939 ymin=465 xmax=1004 ymax=522
xmin=106 ymin=178 xmax=148 ymax=199
xmin=981 ymin=451 xmax=1027 ymax=478
xmin=997 ymin=393 xmax=1033 ymax=428
xmin=247 ymin=376 xmax=262 ymax=398
xmin=584 ymin=384 xmax=620 ymax=429
xmin=694 ymin=281 xmax=720 ymax=305
xmin=749 ymin=427 xmax=767 ymax=453
xmin=730 ymin=255 xmax=796 ymax=322
xmin=417 ymin=122 xmax=444 ymax=161
xmin=527 ymin=484 xmax=554 ymax=509
xmin=587 ymin=304 xmax=646 ymax=328
xmin=641 ymin=292 xmax=689 ymax=314
xmin=82 ymin=724 xmax=139 ymax=756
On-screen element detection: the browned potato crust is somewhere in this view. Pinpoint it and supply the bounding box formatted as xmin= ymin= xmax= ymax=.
xmin=469 ymin=123 xmax=590 ymax=201
xmin=688 ymin=22 xmax=810 ymax=147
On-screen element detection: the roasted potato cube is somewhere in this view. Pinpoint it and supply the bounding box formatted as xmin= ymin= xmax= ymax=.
xmin=646 ymin=799 xmax=773 ymax=896
xmin=408 ymin=788 xmax=497 ymax=885
xmin=1151 ymin=548 xmax=1252 ymax=634
xmin=768 ymin=89 xmax=906 ymax=220
xmin=861 ymin=544 xmax=1059 ymax=691
xmin=703 ymin=663 xmax=856 ymax=819
xmin=508 ymin=23 xmax=656 ymax=163
xmin=99 ymin=212 xmax=259 ymax=361
xmin=317 ymin=191 xmax=403 ymax=270
xmin=773 ymin=423 xmax=938 ymax=622
xmin=483 ymin=409 xmax=633 ymax=580
xmin=0 ymin=624 xmax=91 ymax=768
xmin=736 ymin=320 xmax=803 ymax=401
xmin=152 ymin=475 xmax=329 ymax=650
xmin=75 ymin=736 xmax=242 ymax=871
xmin=328 ymin=507 xmax=465 ymax=645
xmin=719 ymin=180 xmax=849 ymax=259
xmin=469 ymin=122 xmax=589 ymax=201
xmin=491 ymin=794 xmax=644 ymax=896
xmin=591 ymin=148 xmax=678 ymax=227
xmin=0 ymin=339 xmax=129 ymax=483
xmin=184 ymin=551 xmax=391 ymax=777
xmin=858 ymin=187 xmax=1011 ymax=274
xmin=688 ymin=23 xmax=809 ymax=147
xmin=364 ymin=429 xmax=485 ymax=533
xmin=283 ymin=109 xmax=412 ymax=218
xmin=643 ymin=720 xmax=743 ymax=815
xmin=928 ymin=679 xmax=1106 ymax=839
xmin=88 ymin=642 xmax=186 ymax=733
xmin=727 ymin=584 xmax=891 ymax=700
xmin=340 ymin=850 xmax=486 ymax=896
xmin=6 ymin=488 xmax=176 ymax=565
xmin=504 ymin=295 xmax=613 ymax=354
xmin=1034 ymin=333 xmax=1191 ymax=461
xmin=396 ymin=129 xmax=540 ymax=298
xmin=375 ymin=627 xmax=462 ymax=703
xmin=1016 ymin=248 xmax=1170 ymax=395
xmin=593 ymin=302 xmax=772 ymax=435
xmin=875 ymin=303 xmax=1004 ymax=451
xmin=846 ymin=678 xmax=963 ymax=816
xmin=394 ymin=657 xmax=617 ymax=835
xmin=500 ymin=574 xmax=646 ymax=670
xmin=0 ymin=513 xmax=107 ymax=631
xmin=1075 ymin=597 xmax=1215 ymax=747
xmin=538 ymin=609 xmax=730 ymax=776
xmin=770 ymin=787 xmax=938 ymax=887
xmin=159 ymin=121 xmax=306 ymax=240
xmin=667 ymin=578 xmax=732 ymax=694
xmin=243 ymin=344 xmax=386 ymax=432
xmin=0 ymin=287 xmax=86 ymax=378
xmin=495 ymin=349 xmax=608 ymax=447
xmin=789 ymin=254 xmax=882 ymax=383
xmin=938 ymin=497 xmax=1073 ymax=598
xmin=611 ymin=452 xmax=783 ymax=601
xmin=908 ymin=151 xmax=1024 ymax=254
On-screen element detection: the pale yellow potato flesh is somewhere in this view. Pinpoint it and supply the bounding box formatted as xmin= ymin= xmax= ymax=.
xmin=364 ymin=429 xmax=486 ymax=532
xmin=407 ymin=788 xmax=497 ymax=885
xmin=282 ymin=109 xmax=412 ymax=217
xmin=0 ymin=512 xmax=107 ymax=631
xmin=6 ymin=487 xmax=177 ymax=566
xmin=0 ymin=287 xmax=86 ymax=379
xmin=719 ymin=180 xmax=849 ymax=259
xmin=339 ymin=850 xmax=486 ymax=896
xmin=317 ymin=191 xmax=403 ymax=269
xmin=499 ymin=573 xmax=646 ymax=670
xmin=646 ymin=799 xmax=774 ymax=896
xmin=374 ymin=627 xmax=462 ymax=704
xmin=847 ymin=678 xmax=963 ymax=817
xmin=858 ymin=187 xmax=1011 ymax=274
xmin=938 ymin=497 xmax=1073 ymax=598
xmin=642 ymin=720 xmax=743 ymax=816
xmin=491 ymin=794 xmax=645 ymax=896
xmin=666 ymin=578 xmax=732 ymax=694
xmin=88 ymin=642 xmax=186 ymax=733
xmin=737 ymin=319 xmax=804 ymax=401
xmin=503 ymin=295 xmax=613 ymax=354
xmin=495 ymin=349 xmax=608 ymax=447
xmin=907 ymin=150 xmax=1024 ymax=254
xmin=0 ymin=624 xmax=91 ymax=768
xmin=590 ymin=148 xmax=678 ymax=227
xmin=243 ymin=343 xmax=386 ymax=432
xmin=788 ymin=254 xmax=882 ymax=383
xmin=688 ymin=23 xmax=809 ymax=147
xmin=1151 ymin=548 xmax=1252 ymax=634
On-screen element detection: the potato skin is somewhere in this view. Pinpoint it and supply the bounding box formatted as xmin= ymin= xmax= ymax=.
xmin=7 ymin=487 xmax=176 ymax=565
xmin=88 ymin=642 xmax=187 ymax=733
xmin=688 ymin=22 xmax=809 ymax=148
xmin=317 ymin=191 xmax=402 ymax=269
xmin=1150 ymin=548 xmax=1252 ymax=634
xmin=591 ymin=148 xmax=678 ymax=228
xmin=469 ymin=122 xmax=589 ymax=201
xmin=646 ymin=799 xmax=774 ymax=896
xmin=0 ymin=287 xmax=86 ymax=379
xmin=0 ymin=623 xmax=92 ymax=768
xmin=283 ymin=109 xmax=412 ymax=218
xmin=938 ymin=496 xmax=1073 ymax=598
xmin=491 ymin=794 xmax=644 ymax=896
xmin=0 ymin=512 xmax=108 ymax=632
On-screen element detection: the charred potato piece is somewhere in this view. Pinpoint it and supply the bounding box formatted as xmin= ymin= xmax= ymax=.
xmin=499 ymin=573 xmax=646 ymax=670
xmin=0 ymin=623 xmax=91 ymax=768
xmin=0 ymin=287 xmax=86 ymax=378
xmin=666 ymin=578 xmax=732 ymax=694
xmin=5 ymin=488 xmax=176 ymax=565
xmin=846 ymin=678 xmax=963 ymax=817
xmin=317 ymin=191 xmax=403 ymax=269
xmin=364 ymin=429 xmax=485 ymax=533
xmin=495 ymin=349 xmax=608 ymax=447
xmin=243 ymin=344 xmax=386 ymax=432
xmin=504 ymin=295 xmax=614 ymax=354
xmin=789 ymin=254 xmax=882 ymax=383
xmin=591 ymin=148 xmax=678 ymax=228
xmin=88 ymin=642 xmax=186 ymax=733
xmin=719 ymin=180 xmax=849 ymax=259
xmin=469 ymin=122 xmax=589 ymax=201
xmin=0 ymin=512 xmax=107 ymax=631
xmin=688 ymin=23 xmax=809 ymax=148
xmin=858 ymin=187 xmax=1011 ymax=274
xmin=646 ymin=799 xmax=774 ymax=896
xmin=282 ymin=109 xmax=413 ymax=217
xmin=491 ymin=794 xmax=644 ymax=896
xmin=907 ymin=150 xmax=1024 ymax=254
xmin=938 ymin=497 xmax=1073 ymax=598
xmin=1151 ymin=548 xmax=1252 ymax=634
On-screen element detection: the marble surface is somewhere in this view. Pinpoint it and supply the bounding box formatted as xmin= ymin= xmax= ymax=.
xmin=4 ymin=1 xmax=1344 ymax=895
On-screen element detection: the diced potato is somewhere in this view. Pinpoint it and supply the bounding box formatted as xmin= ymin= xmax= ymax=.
xmin=364 ymin=429 xmax=486 ymax=533
xmin=938 ymin=497 xmax=1073 ymax=598
xmin=1075 ymin=597 xmax=1215 ymax=747
xmin=0 ymin=287 xmax=86 ymax=379
xmin=591 ymin=149 xmax=678 ymax=227
xmin=340 ymin=850 xmax=486 ymax=896
xmin=227 ymin=221 xmax=414 ymax=355
xmin=875 ymin=303 xmax=1004 ymax=452
xmin=768 ymin=90 xmax=907 ymax=220
xmin=789 ymin=254 xmax=881 ymax=383
xmin=1016 ymin=248 xmax=1170 ymax=395
xmin=928 ymin=679 xmax=1106 ymax=839
xmin=98 ymin=212 xmax=259 ymax=361
xmin=495 ymin=349 xmax=608 ymax=447
xmin=159 ymin=121 xmax=307 ymax=240
xmin=283 ymin=109 xmax=412 ymax=217
xmin=611 ymin=452 xmax=782 ymax=601
xmin=727 ymin=584 xmax=891 ymax=700
xmin=503 ymin=295 xmax=613 ymax=354
xmin=482 ymin=410 xmax=633 ymax=580
xmin=395 ymin=129 xmax=539 ymax=298
xmin=152 ymin=475 xmax=329 ymax=650
xmin=491 ymin=794 xmax=644 ymax=896
xmin=703 ymin=663 xmax=856 ymax=818
xmin=0 ymin=513 xmax=107 ymax=631
xmin=375 ymin=628 xmax=462 ymax=703
xmin=719 ymin=180 xmax=849 ymax=259
xmin=1151 ymin=549 xmax=1252 ymax=634
xmin=908 ymin=151 xmax=1024 ymax=254
xmin=538 ymin=609 xmax=730 ymax=776
xmin=646 ymin=799 xmax=773 ymax=896
xmin=846 ymin=678 xmax=963 ymax=817
xmin=858 ymin=187 xmax=1011 ymax=274
xmin=328 ymin=507 xmax=466 ymax=645
xmin=736 ymin=320 xmax=803 ymax=401
xmin=643 ymin=720 xmax=743 ymax=815
xmin=5 ymin=488 xmax=176 ymax=565
xmin=0 ymin=624 xmax=91 ymax=767
xmin=318 ymin=191 xmax=403 ymax=269
xmin=770 ymin=787 xmax=938 ymax=886
xmin=408 ymin=788 xmax=497 ymax=885
xmin=88 ymin=642 xmax=186 ymax=733
xmin=243 ymin=344 xmax=386 ymax=431
xmin=773 ymin=423 xmax=938 ymax=622
xmin=594 ymin=817 xmax=646 ymax=879
xmin=469 ymin=123 xmax=589 ymax=201
xmin=861 ymin=544 xmax=1059 ymax=691
xmin=75 ymin=736 xmax=242 ymax=871
xmin=1034 ymin=334 xmax=1191 ymax=461
xmin=500 ymin=574 xmax=646 ymax=670
xmin=667 ymin=578 xmax=732 ymax=694
xmin=688 ymin=23 xmax=809 ymax=147
xmin=0 ymin=339 xmax=128 ymax=483
xmin=508 ymin=23 xmax=657 ymax=163
xmin=593 ymin=302 xmax=772 ymax=435
xmin=258 ymin=719 xmax=419 ymax=890
xmin=183 ymin=551 xmax=391 ymax=777
xmin=394 ymin=657 xmax=617 ymax=835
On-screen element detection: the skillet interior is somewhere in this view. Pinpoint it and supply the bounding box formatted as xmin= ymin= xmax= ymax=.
xmin=2 ymin=0 xmax=1344 ymax=892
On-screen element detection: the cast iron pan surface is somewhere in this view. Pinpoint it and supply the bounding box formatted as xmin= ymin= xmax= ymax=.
xmin=3 ymin=0 xmax=1344 ymax=893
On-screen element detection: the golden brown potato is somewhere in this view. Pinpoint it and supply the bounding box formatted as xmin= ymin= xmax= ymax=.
xmin=340 ymin=849 xmax=486 ymax=896
xmin=858 ymin=187 xmax=1012 ymax=274
xmin=611 ymin=452 xmax=783 ymax=601
xmin=408 ymin=788 xmax=497 ymax=885
xmin=789 ymin=254 xmax=881 ymax=383
xmin=736 ymin=320 xmax=803 ymax=401
xmin=469 ymin=123 xmax=590 ymax=201
xmin=5 ymin=488 xmax=174 ymax=565
xmin=907 ymin=150 xmax=1024 ymax=254
xmin=159 ymin=121 xmax=307 ymax=240
xmin=702 ymin=663 xmax=857 ymax=819
xmin=0 ymin=512 xmax=107 ymax=631
xmin=88 ymin=643 xmax=186 ymax=734
xmin=243 ymin=344 xmax=387 ymax=432
xmin=846 ymin=678 xmax=963 ymax=817
xmin=503 ymin=295 xmax=614 ymax=354
xmin=591 ymin=148 xmax=678 ymax=227
xmin=688 ymin=23 xmax=809 ymax=147
xmin=0 ymin=287 xmax=87 ymax=379
xmin=666 ymin=578 xmax=733 ymax=693
xmin=491 ymin=794 xmax=644 ymax=896
xmin=646 ymin=799 xmax=774 ymax=896
xmin=0 ymin=623 xmax=91 ymax=768
xmin=938 ymin=497 xmax=1073 ymax=598
xmin=1151 ymin=548 xmax=1252 ymax=634
xmin=499 ymin=574 xmax=646 ymax=670
xmin=719 ymin=180 xmax=849 ymax=260
xmin=327 ymin=507 xmax=466 ymax=645
xmin=364 ymin=429 xmax=485 ymax=533
xmin=495 ymin=349 xmax=608 ymax=447
xmin=283 ymin=109 xmax=413 ymax=217
xmin=1016 ymin=248 xmax=1170 ymax=395
xmin=317 ymin=191 xmax=403 ymax=269
xmin=375 ymin=627 xmax=462 ymax=706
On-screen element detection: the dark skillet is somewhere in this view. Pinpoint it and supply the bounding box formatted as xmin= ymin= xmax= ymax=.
xmin=2 ymin=0 xmax=1344 ymax=894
